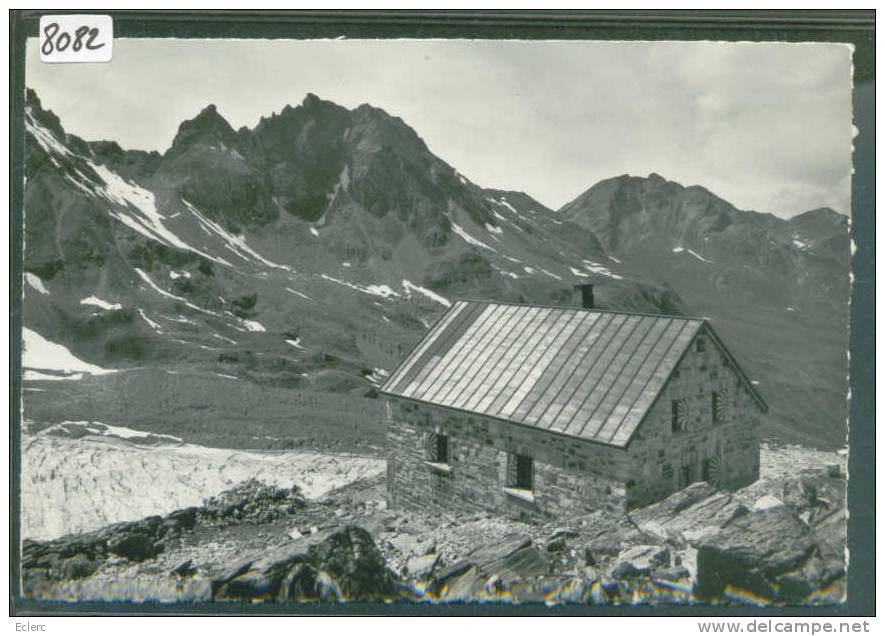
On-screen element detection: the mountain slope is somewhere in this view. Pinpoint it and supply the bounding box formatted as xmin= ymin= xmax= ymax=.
xmin=20 ymin=90 xmax=849 ymax=448
xmin=20 ymin=90 xmax=679 ymax=403
xmin=557 ymin=173 xmax=850 ymax=447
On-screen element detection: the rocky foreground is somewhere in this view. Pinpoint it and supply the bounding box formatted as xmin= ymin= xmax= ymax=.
xmin=21 ymin=458 xmax=847 ymax=606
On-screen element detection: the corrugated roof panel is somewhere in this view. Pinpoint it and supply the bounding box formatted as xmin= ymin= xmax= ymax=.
xmin=381 ymin=301 xmax=714 ymax=447
xmin=457 ymin=306 xmax=540 ymax=412
xmin=408 ymin=304 xmax=497 ymax=399
xmin=509 ymin=311 xmax=598 ymax=420
xmin=576 ymin=317 xmax=670 ymax=440
xmin=519 ymin=312 xmax=611 ymax=427
xmin=488 ymin=310 xmax=567 ymax=416
xmin=434 ymin=304 xmax=527 ymax=407
xmin=557 ymin=315 xmax=645 ymax=437
xmin=478 ymin=308 xmax=555 ymax=414
xmin=608 ymin=320 xmax=701 ymax=446
xmin=389 ymin=301 xmax=480 ymax=394
xmin=594 ymin=319 xmax=688 ymax=444
xmin=383 ymin=300 xmax=467 ymax=392
xmin=497 ymin=311 xmax=588 ymax=418
xmin=469 ymin=307 xmax=552 ymax=413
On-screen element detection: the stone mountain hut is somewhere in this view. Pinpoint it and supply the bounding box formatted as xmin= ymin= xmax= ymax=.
xmin=380 ymin=286 xmax=767 ymax=519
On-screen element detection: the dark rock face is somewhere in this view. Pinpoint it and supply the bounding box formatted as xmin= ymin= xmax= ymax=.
xmin=426 ymin=534 xmax=549 ymax=600
xmin=694 ymin=505 xmax=843 ymax=604
xmin=212 ymin=525 xmax=398 ymax=602
xmin=22 ymin=510 xmax=178 ymax=587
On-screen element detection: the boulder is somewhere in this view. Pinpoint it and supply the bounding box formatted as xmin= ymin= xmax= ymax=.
xmin=404 ymin=553 xmax=439 ymax=581
xmin=212 ymin=525 xmax=398 ymax=602
xmin=171 ymin=559 xmax=197 ymax=578
xmin=106 ymin=529 xmax=163 ymax=562
xmin=753 ymin=495 xmax=785 ymax=511
xmin=59 ymin=553 xmax=99 ymax=579
xmin=608 ymin=545 xmax=670 ymax=579
xmin=546 ymin=537 xmax=567 ymax=553
xmin=426 ymin=534 xmax=549 ymax=600
xmin=164 ymin=506 xmax=198 ymax=531
xmin=693 ymin=506 xmax=842 ymax=604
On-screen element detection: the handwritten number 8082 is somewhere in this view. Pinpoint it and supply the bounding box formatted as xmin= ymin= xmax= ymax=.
xmin=41 ymin=22 xmax=105 ymax=55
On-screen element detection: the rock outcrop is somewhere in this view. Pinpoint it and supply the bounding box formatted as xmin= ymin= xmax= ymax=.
xmin=212 ymin=526 xmax=398 ymax=602
xmin=694 ymin=470 xmax=847 ymax=604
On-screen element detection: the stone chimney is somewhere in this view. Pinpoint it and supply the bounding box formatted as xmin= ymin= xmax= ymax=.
xmin=574 ymin=283 xmax=594 ymax=309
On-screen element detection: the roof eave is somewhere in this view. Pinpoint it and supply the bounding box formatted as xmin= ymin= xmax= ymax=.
xmin=379 ymin=391 xmax=631 ymax=450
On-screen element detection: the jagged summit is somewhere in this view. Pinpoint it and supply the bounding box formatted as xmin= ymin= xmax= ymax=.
xmin=167 ymin=103 xmax=238 ymax=155
xmin=20 ymin=86 xmax=851 ymax=449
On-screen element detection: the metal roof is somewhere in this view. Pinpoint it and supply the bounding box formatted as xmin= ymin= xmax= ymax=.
xmin=381 ymin=300 xmax=765 ymax=447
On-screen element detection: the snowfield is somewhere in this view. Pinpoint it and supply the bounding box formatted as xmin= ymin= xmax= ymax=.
xmin=21 ymin=427 xmax=385 ymax=541
xmin=22 ymin=327 xmax=115 ymax=379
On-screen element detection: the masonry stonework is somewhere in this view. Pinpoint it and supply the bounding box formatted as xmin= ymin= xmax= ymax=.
xmin=625 ymin=330 xmax=762 ymax=508
xmin=386 ymin=398 xmax=628 ymax=520
xmin=385 ymin=324 xmax=763 ymax=518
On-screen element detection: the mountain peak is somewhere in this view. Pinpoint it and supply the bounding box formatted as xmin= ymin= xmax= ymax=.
xmin=168 ymin=103 xmax=236 ymax=155
xmin=791 ymin=207 xmax=844 ymax=222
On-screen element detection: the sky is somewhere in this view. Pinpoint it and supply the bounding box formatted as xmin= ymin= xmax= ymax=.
xmin=25 ymin=38 xmax=854 ymax=217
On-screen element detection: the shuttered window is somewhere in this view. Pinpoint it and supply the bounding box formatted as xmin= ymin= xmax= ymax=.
xmin=713 ymin=389 xmax=731 ymax=424
xmin=671 ymin=398 xmax=689 ymax=433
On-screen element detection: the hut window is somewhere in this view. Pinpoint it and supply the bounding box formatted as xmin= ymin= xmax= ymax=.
xmin=671 ymin=398 xmax=689 ymax=433
xmin=696 ymin=337 xmax=706 ymax=353
xmin=426 ymin=432 xmax=449 ymax=464
xmin=507 ymin=453 xmax=534 ymax=491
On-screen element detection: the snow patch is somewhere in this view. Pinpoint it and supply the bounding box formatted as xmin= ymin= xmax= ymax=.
xmin=539 ymin=268 xmax=563 ymax=281
xmin=25 ymin=111 xmax=71 ymax=157
xmin=402 ymin=279 xmax=452 ymax=308
xmin=309 ymin=227 xmax=320 ymax=237
xmin=80 ymin=296 xmax=122 ymax=311
xmin=137 ymin=309 xmax=162 ymax=332
xmin=364 ymin=367 xmax=389 ymax=386
xmin=321 ymin=274 xmax=400 ymax=299
xmin=485 ymin=222 xmax=503 ymax=235
xmin=242 ymin=319 xmax=266 ymax=332
xmin=24 ymin=273 xmax=49 ymax=295
xmin=672 ymin=246 xmax=713 ymax=264
xmin=183 ymin=200 xmax=295 ymax=273
xmin=286 ymin=338 xmax=304 ymax=350
xmin=169 ymin=271 xmax=191 ymax=280
xmin=22 ymin=327 xmax=114 ymax=378
xmin=451 ymin=222 xmax=497 ymax=253
xmin=581 ymin=260 xmax=624 ymax=280
xmin=286 ymin=287 xmax=313 ymax=301
xmin=135 ymin=268 xmax=218 ymax=317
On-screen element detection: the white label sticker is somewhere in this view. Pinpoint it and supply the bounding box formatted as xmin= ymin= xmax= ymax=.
xmin=39 ymin=15 xmax=113 ymax=63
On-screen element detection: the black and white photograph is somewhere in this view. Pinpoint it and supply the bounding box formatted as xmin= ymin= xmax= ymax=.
xmin=9 ymin=9 xmax=874 ymax=617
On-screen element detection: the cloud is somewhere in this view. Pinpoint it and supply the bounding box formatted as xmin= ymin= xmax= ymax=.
xmin=25 ymin=38 xmax=853 ymax=218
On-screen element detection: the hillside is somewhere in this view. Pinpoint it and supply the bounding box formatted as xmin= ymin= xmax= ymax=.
xmin=20 ymin=90 xmax=849 ymax=448
xmin=557 ymin=174 xmax=850 ymax=447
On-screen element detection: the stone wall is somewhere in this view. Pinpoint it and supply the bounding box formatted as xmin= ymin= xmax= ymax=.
xmin=386 ymin=398 xmax=629 ymax=520
xmin=625 ymin=328 xmax=763 ymax=508
xmin=386 ymin=327 xmax=763 ymax=517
